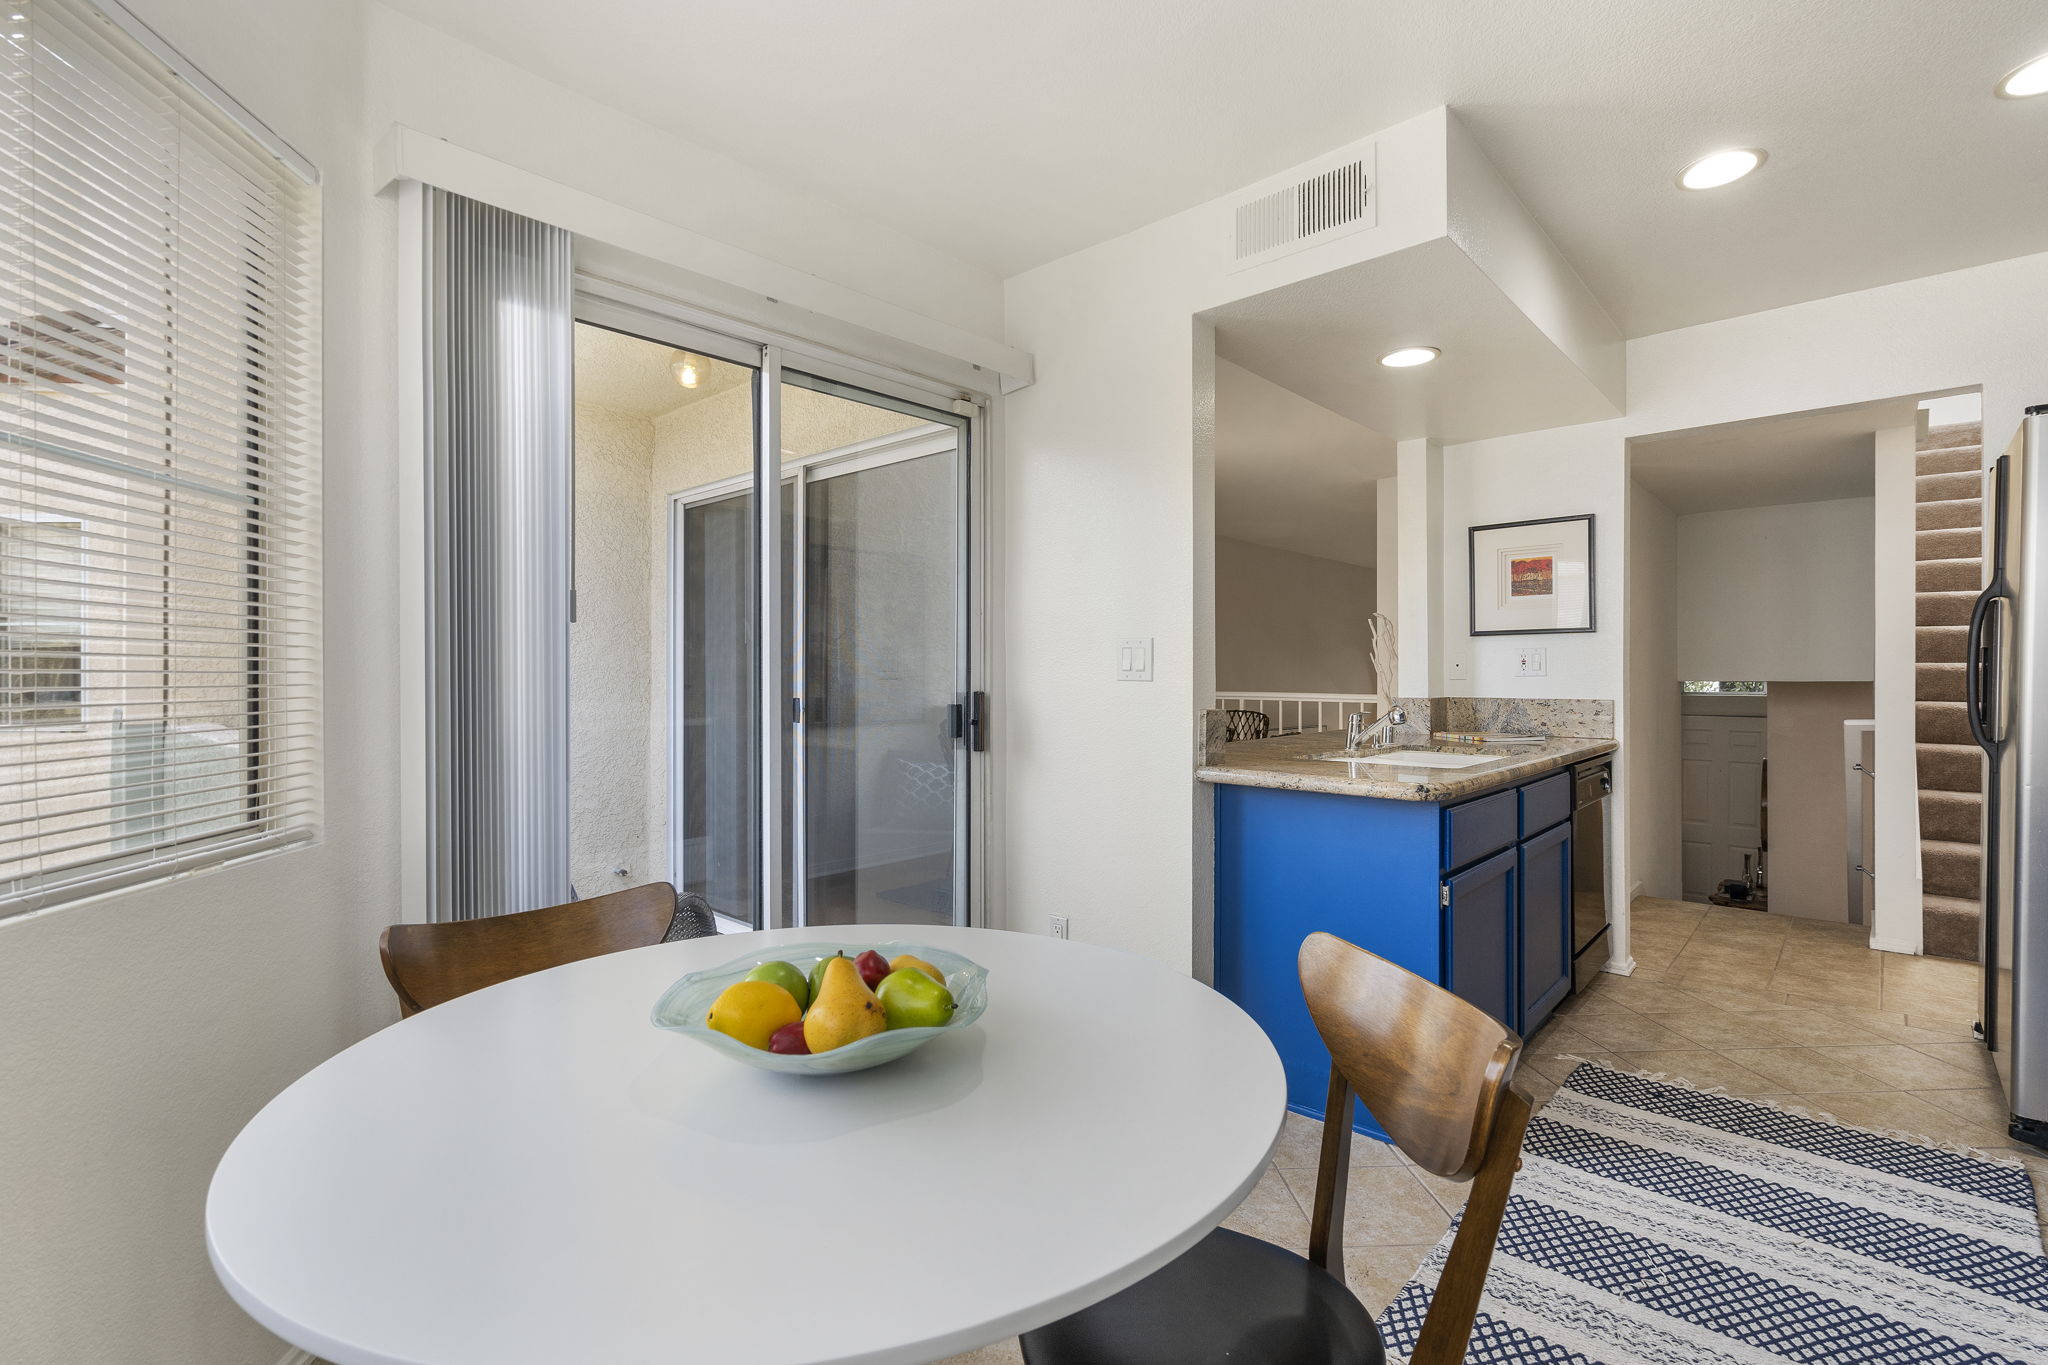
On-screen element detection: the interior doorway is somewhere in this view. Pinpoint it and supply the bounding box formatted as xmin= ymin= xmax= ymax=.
xmin=1679 ymin=687 xmax=1768 ymax=902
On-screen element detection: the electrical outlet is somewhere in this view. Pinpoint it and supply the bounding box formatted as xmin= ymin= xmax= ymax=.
xmin=1515 ymin=647 xmax=1547 ymax=677
xmin=1050 ymin=915 xmax=1070 ymax=940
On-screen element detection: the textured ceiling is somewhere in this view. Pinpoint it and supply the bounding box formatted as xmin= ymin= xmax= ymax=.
xmin=388 ymin=0 xmax=2048 ymax=336
xmin=574 ymin=322 xmax=750 ymax=419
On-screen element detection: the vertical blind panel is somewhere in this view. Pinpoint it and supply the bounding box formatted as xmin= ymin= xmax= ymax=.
xmin=0 ymin=0 xmax=320 ymax=915
xmin=427 ymin=190 xmax=571 ymax=921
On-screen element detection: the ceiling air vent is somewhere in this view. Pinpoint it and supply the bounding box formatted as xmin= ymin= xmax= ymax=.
xmin=1229 ymin=148 xmax=1376 ymax=272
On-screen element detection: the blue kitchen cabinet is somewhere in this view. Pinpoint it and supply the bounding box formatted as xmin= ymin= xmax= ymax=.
xmin=1517 ymin=821 xmax=1573 ymax=1037
xmin=1444 ymin=847 xmax=1516 ymax=1028
xmin=1214 ymin=762 xmax=1583 ymax=1140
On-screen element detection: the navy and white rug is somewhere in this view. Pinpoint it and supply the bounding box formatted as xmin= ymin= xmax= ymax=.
xmin=1379 ymin=1062 xmax=2048 ymax=1364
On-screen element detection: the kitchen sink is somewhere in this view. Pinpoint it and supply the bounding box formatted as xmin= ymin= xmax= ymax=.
xmin=1306 ymin=748 xmax=1502 ymax=769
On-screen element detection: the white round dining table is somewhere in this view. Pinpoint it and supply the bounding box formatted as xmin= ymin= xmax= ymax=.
xmin=207 ymin=925 xmax=1286 ymax=1365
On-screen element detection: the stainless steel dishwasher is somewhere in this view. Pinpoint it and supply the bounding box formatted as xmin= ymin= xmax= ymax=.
xmin=1571 ymin=761 xmax=1612 ymax=991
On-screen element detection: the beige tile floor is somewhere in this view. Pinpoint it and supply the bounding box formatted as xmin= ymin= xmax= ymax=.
xmin=934 ymin=897 xmax=2048 ymax=1365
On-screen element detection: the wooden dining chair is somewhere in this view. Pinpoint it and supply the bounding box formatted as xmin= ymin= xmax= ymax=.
xmin=378 ymin=882 xmax=681 ymax=1017
xmin=1019 ymin=931 xmax=1530 ymax=1365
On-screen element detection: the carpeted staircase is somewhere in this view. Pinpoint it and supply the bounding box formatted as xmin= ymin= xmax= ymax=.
xmin=1915 ymin=422 xmax=1987 ymax=961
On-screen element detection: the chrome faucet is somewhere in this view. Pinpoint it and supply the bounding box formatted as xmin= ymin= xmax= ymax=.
xmin=1346 ymin=706 xmax=1407 ymax=754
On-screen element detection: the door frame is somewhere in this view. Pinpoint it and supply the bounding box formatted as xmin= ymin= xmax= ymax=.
xmin=574 ymin=280 xmax=991 ymax=933
xmin=669 ymin=425 xmax=967 ymax=930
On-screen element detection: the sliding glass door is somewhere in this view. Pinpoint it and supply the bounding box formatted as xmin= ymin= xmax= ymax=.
xmin=785 ymin=377 xmax=967 ymax=927
xmin=574 ymin=291 xmax=980 ymax=933
xmin=664 ymin=372 xmax=970 ymax=930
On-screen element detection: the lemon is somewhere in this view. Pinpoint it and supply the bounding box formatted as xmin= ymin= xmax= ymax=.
xmin=705 ymin=980 xmax=801 ymax=1050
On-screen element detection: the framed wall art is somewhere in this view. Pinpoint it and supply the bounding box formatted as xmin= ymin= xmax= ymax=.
xmin=1469 ymin=514 xmax=1595 ymax=635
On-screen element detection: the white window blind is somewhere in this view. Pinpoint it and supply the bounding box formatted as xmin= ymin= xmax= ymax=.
xmin=0 ymin=0 xmax=320 ymax=915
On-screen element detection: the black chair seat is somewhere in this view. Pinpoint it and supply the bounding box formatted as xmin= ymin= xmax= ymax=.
xmin=1020 ymin=1227 xmax=1384 ymax=1365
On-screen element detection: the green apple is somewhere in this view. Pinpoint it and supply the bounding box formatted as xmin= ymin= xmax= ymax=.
xmin=807 ymin=951 xmax=847 ymax=1009
xmin=876 ymin=967 xmax=955 ymax=1030
xmin=744 ymin=960 xmax=809 ymax=1012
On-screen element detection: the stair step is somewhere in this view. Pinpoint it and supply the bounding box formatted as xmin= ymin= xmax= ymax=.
xmin=1920 ymin=423 xmax=1983 ymax=452
xmin=1917 ymin=497 xmax=1982 ymax=531
xmin=1917 ymin=625 xmax=1968 ymax=662
xmin=1916 ymin=662 xmax=1966 ymax=702
xmin=1919 ymin=787 xmax=1982 ymax=842
xmin=1922 ymin=838 xmax=1983 ymax=898
xmin=1917 ymin=740 xmax=1984 ymax=792
xmin=1917 ymin=590 xmax=1978 ymax=626
xmin=1917 ymin=700 xmax=1973 ymax=745
xmin=1918 ymin=557 xmax=1983 ymax=592
xmin=1918 ymin=445 xmax=1984 ymax=475
xmin=1919 ymin=526 xmax=1983 ymax=560
xmin=1922 ymin=894 xmax=1982 ymax=962
xmin=1917 ymin=470 xmax=1983 ymax=504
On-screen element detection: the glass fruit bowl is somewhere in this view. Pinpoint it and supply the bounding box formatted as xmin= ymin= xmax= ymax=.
xmin=651 ymin=940 xmax=989 ymax=1075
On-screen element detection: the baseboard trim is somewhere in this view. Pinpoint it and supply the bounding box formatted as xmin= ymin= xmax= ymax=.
xmin=1868 ymin=934 xmax=1922 ymax=956
xmin=1601 ymin=955 xmax=1637 ymax=977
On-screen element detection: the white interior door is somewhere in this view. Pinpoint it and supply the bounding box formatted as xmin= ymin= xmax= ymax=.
xmin=1681 ymin=712 xmax=1768 ymax=900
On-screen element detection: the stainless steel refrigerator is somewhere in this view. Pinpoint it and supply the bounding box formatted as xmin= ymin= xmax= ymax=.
xmin=1968 ymin=402 xmax=2048 ymax=1150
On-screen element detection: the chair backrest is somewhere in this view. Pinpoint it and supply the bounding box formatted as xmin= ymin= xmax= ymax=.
xmin=1224 ymin=709 xmax=1271 ymax=742
xmin=379 ymin=882 xmax=679 ymax=1016
xmin=1297 ymin=931 xmax=1531 ymax=1365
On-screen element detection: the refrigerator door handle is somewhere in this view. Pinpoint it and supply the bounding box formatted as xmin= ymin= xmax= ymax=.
xmin=1966 ymin=582 xmax=2009 ymax=751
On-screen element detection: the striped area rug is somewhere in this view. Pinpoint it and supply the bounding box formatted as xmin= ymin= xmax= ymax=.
xmin=1378 ymin=1062 xmax=2048 ymax=1364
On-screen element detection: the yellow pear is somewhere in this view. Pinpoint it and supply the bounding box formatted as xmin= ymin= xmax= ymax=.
xmin=888 ymin=953 xmax=944 ymax=984
xmin=803 ymin=955 xmax=888 ymax=1053
xmin=705 ymin=980 xmax=801 ymax=1051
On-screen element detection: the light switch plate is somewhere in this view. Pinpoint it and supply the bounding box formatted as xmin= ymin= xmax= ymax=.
xmin=1515 ymin=647 xmax=1547 ymax=677
xmin=1118 ymin=637 xmax=1154 ymax=681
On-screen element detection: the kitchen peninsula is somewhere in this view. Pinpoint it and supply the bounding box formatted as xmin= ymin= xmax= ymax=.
xmin=1202 ymin=722 xmax=1616 ymax=1139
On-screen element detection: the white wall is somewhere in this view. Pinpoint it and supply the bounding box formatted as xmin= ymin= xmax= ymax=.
xmin=1674 ymin=497 xmax=1875 ymax=682
xmin=1627 ymin=479 xmax=1681 ymax=900
xmin=570 ymin=402 xmax=656 ymax=895
xmin=0 ymin=4 xmax=1018 ymax=1362
xmin=1002 ymin=108 xmax=1455 ymax=973
xmin=364 ymin=9 xmax=1002 ymax=342
xmin=1214 ymin=538 xmax=1378 ymax=695
xmin=1768 ymin=681 xmax=1875 ymax=922
xmin=1436 ymin=421 xmax=1628 ymax=700
xmin=1626 ymin=250 xmax=2048 ymax=464
xmin=1872 ymin=425 xmax=1923 ymax=952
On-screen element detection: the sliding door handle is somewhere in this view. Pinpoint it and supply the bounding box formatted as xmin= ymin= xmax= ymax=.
xmin=966 ymin=691 xmax=988 ymax=753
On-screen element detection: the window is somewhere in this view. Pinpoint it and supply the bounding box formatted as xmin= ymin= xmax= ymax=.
xmin=0 ymin=516 xmax=85 ymax=725
xmin=0 ymin=0 xmax=319 ymax=915
xmin=1681 ymin=681 xmax=1768 ymax=694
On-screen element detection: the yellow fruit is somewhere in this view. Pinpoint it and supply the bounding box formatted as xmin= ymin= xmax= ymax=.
xmin=888 ymin=953 xmax=944 ymax=984
xmin=705 ymin=980 xmax=801 ymax=1051
xmin=803 ymin=956 xmax=888 ymax=1053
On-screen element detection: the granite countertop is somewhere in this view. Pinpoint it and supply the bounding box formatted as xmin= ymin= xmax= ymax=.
xmin=1197 ymin=730 xmax=1617 ymax=802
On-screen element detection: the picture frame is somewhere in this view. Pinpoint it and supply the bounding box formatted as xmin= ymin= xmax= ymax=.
xmin=1468 ymin=514 xmax=1595 ymax=636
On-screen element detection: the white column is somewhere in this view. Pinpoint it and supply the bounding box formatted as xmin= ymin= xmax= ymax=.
xmin=1870 ymin=424 xmax=1925 ymax=954
xmin=1394 ymin=438 xmax=1442 ymax=699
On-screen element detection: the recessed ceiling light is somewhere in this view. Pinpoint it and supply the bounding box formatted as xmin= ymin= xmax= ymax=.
xmin=1997 ymin=53 xmax=2048 ymax=98
xmin=1677 ymin=148 xmax=1766 ymax=190
xmin=1379 ymin=346 xmax=1440 ymax=368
